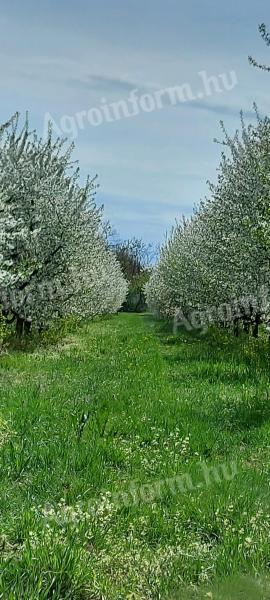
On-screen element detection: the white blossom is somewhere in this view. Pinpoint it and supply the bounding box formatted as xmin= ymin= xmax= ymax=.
xmin=0 ymin=113 xmax=128 ymax=333
xmin=146 ymin=113 xmax=270 ymax=332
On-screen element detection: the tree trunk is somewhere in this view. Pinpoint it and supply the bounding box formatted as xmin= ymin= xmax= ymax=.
xmin=233 ymin=319 xmax=239 ymax=337
xmin=252 ymin=314 xmax=260 ymax=338
xmin=243 ymin=320 xmax=250 ymax=334
xmin=16 ymin=317 xmax=24 ymax=337
xmin=24 ymin=321 xmax=31 ymax=335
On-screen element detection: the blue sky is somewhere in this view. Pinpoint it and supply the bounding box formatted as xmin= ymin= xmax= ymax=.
xmin=1 ymin=0 xmax=270 ymax=244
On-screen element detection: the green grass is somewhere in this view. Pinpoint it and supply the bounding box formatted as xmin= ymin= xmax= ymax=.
xmin=1 ymin=313 xmax=270 ymax=598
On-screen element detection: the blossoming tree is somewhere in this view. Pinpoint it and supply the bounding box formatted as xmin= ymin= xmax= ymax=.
xmin=0 ymin=114 xmax=127 ymax=335
xmin=146 ymin=113 xmax=270 ymax=336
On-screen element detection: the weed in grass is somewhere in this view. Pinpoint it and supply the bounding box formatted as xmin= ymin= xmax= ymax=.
xmin=1 ymin=314 xmax=270 ymax=598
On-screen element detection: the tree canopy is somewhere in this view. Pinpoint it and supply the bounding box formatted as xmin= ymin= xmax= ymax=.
xmin=0 ymin=113 xmax=128 ymax=335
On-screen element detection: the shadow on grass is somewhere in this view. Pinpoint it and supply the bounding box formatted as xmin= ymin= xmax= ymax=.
xmin=2 ymin=316 xmax=101 ymax=356
xmin=145 ymin=314 xmax=270 ymax=432
xmin=170 ymin=573 xmax=270 ymax=599
xmin=147 ymin=315 xmax=270 ymax=377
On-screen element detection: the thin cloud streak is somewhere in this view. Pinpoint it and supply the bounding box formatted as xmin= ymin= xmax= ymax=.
xmin=66 ymin=75 xmax=143 ymax=93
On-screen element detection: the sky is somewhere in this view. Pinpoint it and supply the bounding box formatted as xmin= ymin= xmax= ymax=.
xmin=1 ymin=0 xmax=270 ymax=245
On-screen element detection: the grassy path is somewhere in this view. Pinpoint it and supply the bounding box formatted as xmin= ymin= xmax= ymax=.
xmin=1 ymin=314 xmax=270 ymax=598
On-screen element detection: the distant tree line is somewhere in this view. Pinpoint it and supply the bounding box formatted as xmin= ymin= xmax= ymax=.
xmin=112 ymin=238 xmax=154 ymax=312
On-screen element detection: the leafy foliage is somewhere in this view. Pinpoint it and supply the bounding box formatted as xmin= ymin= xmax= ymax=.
xmin=0 ymin=313 xmax=7 ymax=347
xmin=113 ymin=238 xmax=153 ymax=311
